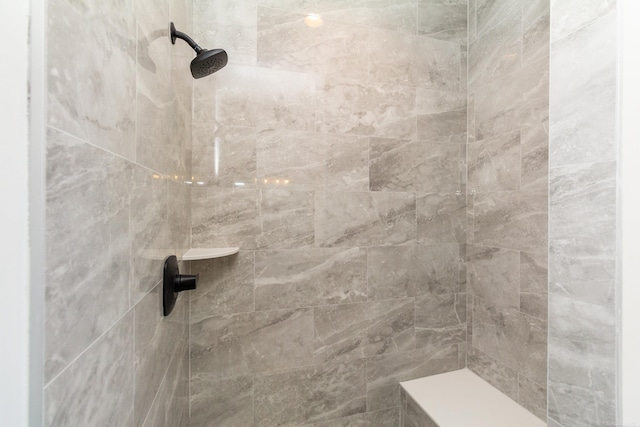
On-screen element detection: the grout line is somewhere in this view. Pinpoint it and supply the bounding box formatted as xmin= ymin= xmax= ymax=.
xmin=43 ymin=306 xmax=133 ymax=390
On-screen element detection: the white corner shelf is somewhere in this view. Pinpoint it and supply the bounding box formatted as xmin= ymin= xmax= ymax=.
xmin=182 ymin=247 xmax=240 ymax=261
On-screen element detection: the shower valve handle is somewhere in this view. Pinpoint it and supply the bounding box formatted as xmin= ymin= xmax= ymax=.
xmin=175 ymin=273 xmax=198 ymax=292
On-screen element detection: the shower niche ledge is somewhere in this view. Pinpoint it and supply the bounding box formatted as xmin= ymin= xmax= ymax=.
xmin=182 ymin=247 xmax=240 ymax=261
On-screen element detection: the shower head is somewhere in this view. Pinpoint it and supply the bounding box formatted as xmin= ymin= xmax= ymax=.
xmin=190 ymin=49 xmax=228 ymax=79
xmin=170 ymin=22 xmax=228 ymax=79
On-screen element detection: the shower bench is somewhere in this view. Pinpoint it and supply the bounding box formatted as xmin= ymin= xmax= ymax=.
xmin=400 ymin=369 xmax=545 ymax=427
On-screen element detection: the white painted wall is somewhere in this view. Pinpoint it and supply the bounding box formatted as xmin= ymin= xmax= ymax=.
xmin=620 ymin=1 xmax=640 ymax=425
xmin=0 ymin=2 xmax=32 ymax=427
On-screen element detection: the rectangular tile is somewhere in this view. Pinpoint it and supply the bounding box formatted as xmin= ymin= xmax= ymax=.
xmin=326 ymin=134 xmax=370 ymax=191
xmin=415 ymin=293 xmax=466 ymax=350
xmin=47 ymin=0 xmax=136 ymax=160
xmin=215 ymin=64 xmax=318 ymax=131
xmin=475 ymin=57 xmax=549 ymax=141
xmin=367 ymin=245 xmax=460 ymax=300
xmin=256 ymin=129 xmax=326 ymax=190
xmin=305 ymin=408 xmax=399 ymax=427
xmin=519 ymin=375 xmax=547 ymax=421
xmin=549 ymin=10 xmax=617 ymax=166
xmin=194 ymin=0 xmax=258 ymax=65
xmin=316 ymin=0 xmax=418 ymax=34
xmin=469 ymin=10 xmax=522 ymax=91
xmin=134 ymin=284 xmax=187 ymax=427
xmin=549 ymin=162 xmax=617 ymax=293
xmin=468 ymin=131 xmax=521 ymax=193
xmin=417 ymin=193 xmax=466 ymax=245
xmin=45 ymin=128 xmax=132 ymax=381
xmin=550 ymin=0 xmax=615 ymax=42
xmin=467 ymin=244 xmax=520 ymax=309
xmin=314 ymin=299 xmax=415 ymax=363
xmin=45 ymin=313 xmax=134 ymax=427
xmin=190 ymin=308 xmax=314 ymax=379
xmin=190 ymin=375 xmax=254 ymax=427
xmin=474 ymin=188 xmax=548 ymax=252
xmin=190 ymin=252 xmax=255 ymax=323
xmin=417 ymin=0 xmax=468 ymax=45
xmin=366 ymin=345 xmax=459 ymax=411
xmin=191 ymin=124 xmax=257 ymax=188
xmin=417 ymin=109 xmax=467 ymax=143
xmin=320 ymin=78 xmax=417 ymax=139
xmin=472 ymin=296 xmax=547 ymax=385
xmin=255 ymin=248 xmax=367 ymax=311
xmin=316 ymin=191 xmax=416 ymax=247
xmin=370 ymin=138 xmax=461 ymax=193
xmin=254 ymin=359 xmax=367 ymax=426
xmin=467 ymin=346 xmax=518 ymax=401
xmin=258 ymin=6 xmax=369 ymax=80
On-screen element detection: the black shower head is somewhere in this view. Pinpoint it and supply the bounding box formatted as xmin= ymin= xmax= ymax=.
xmin=170 ymin=22 xmax=228 ymax=79
xmin=190 ymin=49 xmax=228 ymax=79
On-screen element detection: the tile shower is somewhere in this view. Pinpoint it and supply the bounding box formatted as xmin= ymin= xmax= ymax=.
xmin=42 ymin=0 xmax=620 ymax=427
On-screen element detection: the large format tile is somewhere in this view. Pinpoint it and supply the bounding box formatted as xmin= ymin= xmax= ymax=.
xmin=255 ymin=248 xmax=367 ymax=311
xmin=468 ymin=9 xmax=521 ymax=91
xmin=468 ymin=132 xmax=521 ymax=193
xmin=417 ymin=0 xmax=467 ymax=45
xmin=326 ymin=134 xmax=370 ymax=191
xmin=519 ymin=374 xmax=547 ymax=421
xmin=549 ymin=10 xmax=617 ymax=167
xmin=417 ymin=109 xmax=467 ymax=143
xmin=45 ymin=128 xmax=132 ymax=381
xmin=466 ymin=245 xmax=520 ymax=309
xmin=475 ymin=57 xmax=549 ymax=141
xmin=134 ymin=284 xmax=187 ymax=427
xmin=472 ymin=296 xmax=547 ymax=385
xmin=190 ymin=375 xmax=254 ymax=427
xmin=47 ymin=0 xmax=136 ymax=160
xmin=305 ymin=408 xmax=399 ymax=427
xmin=194 ymin=0 xmax=258 ymax=65
xmin=316 ymin=0 xmax=418 ymax=34
xmin=192 ymin=188 xmax=314 ymax=249
xmin=549 ymin=162 xmax=617 ymax=298
xmin=190 ymin=308 xmax=314 ymax=379
xmin=45 ymin=313 xmax=134 ymax=427
xmin=366 ymin=345 xmax=459 ymax=411
xmin=417 ymin=193 xmax=466 ymax=244
xmin=367 ymin=245 xmax=460 ymax=300
xmin=215 ymin=64 xmax=318 ymax=131
xmin=257 ymin=7 xmax=369 ymax=80
xmin=191 ymin=124 xmax=257 ymax=188
xmin=313 ymin=299 xmax=415 ymax=363
xmin=370 ymin=138 xmax=461 ymax=193
xmin=254 ymin=360 xmax=367 ymax=426
xmin=368 ymin=30 xmax=461 ymax=89
xmin=474 ymin=188 xmax=548 ymax=252
xmin=320 ymin=78 xmax=417 ymax=139
xmin=415 ymin=293 xmax=466 ymax=350
xmin=257 ymin=129 xmax=326 ymax=190
xmin=316 ymin=191 xmax=416 ymax=247
xmin=130 ymin=166 xmax=170 ymax=304
xmin=190 ymin=252 xmax=255 ymax=323
xmin=191 ymin=188 xmax=260 ymax=249
xmin=550 ymin=0 xmax=615 ymax=42
xmin=467 ymin=346 xmax=518 ymax=400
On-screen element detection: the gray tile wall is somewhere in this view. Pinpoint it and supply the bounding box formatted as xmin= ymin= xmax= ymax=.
xmin=189 ymin=0 xmax=468 ymax=425
xmin=548 ymin=1 xmax=619 ymax=426
xmin=466 ymin=0 xmax=549 ymax=421
xmin=44 ymin=0 xmax=193 ymax=425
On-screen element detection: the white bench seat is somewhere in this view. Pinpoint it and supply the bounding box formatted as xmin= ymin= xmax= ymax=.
xmin=400 ymin=369 xmax=545 ymax=427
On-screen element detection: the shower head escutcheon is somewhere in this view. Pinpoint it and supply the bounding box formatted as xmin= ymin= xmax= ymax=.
xmin=170 ymin=22 xmax=228 ymax=79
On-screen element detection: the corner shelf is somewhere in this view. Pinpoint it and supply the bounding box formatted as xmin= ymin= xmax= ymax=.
xmin=182 ymin=247 xmax=240 ymax=261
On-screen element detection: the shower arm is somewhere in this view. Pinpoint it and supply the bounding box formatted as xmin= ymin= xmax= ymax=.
xmin=170 ymin=22 xmax=204 ymax=55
